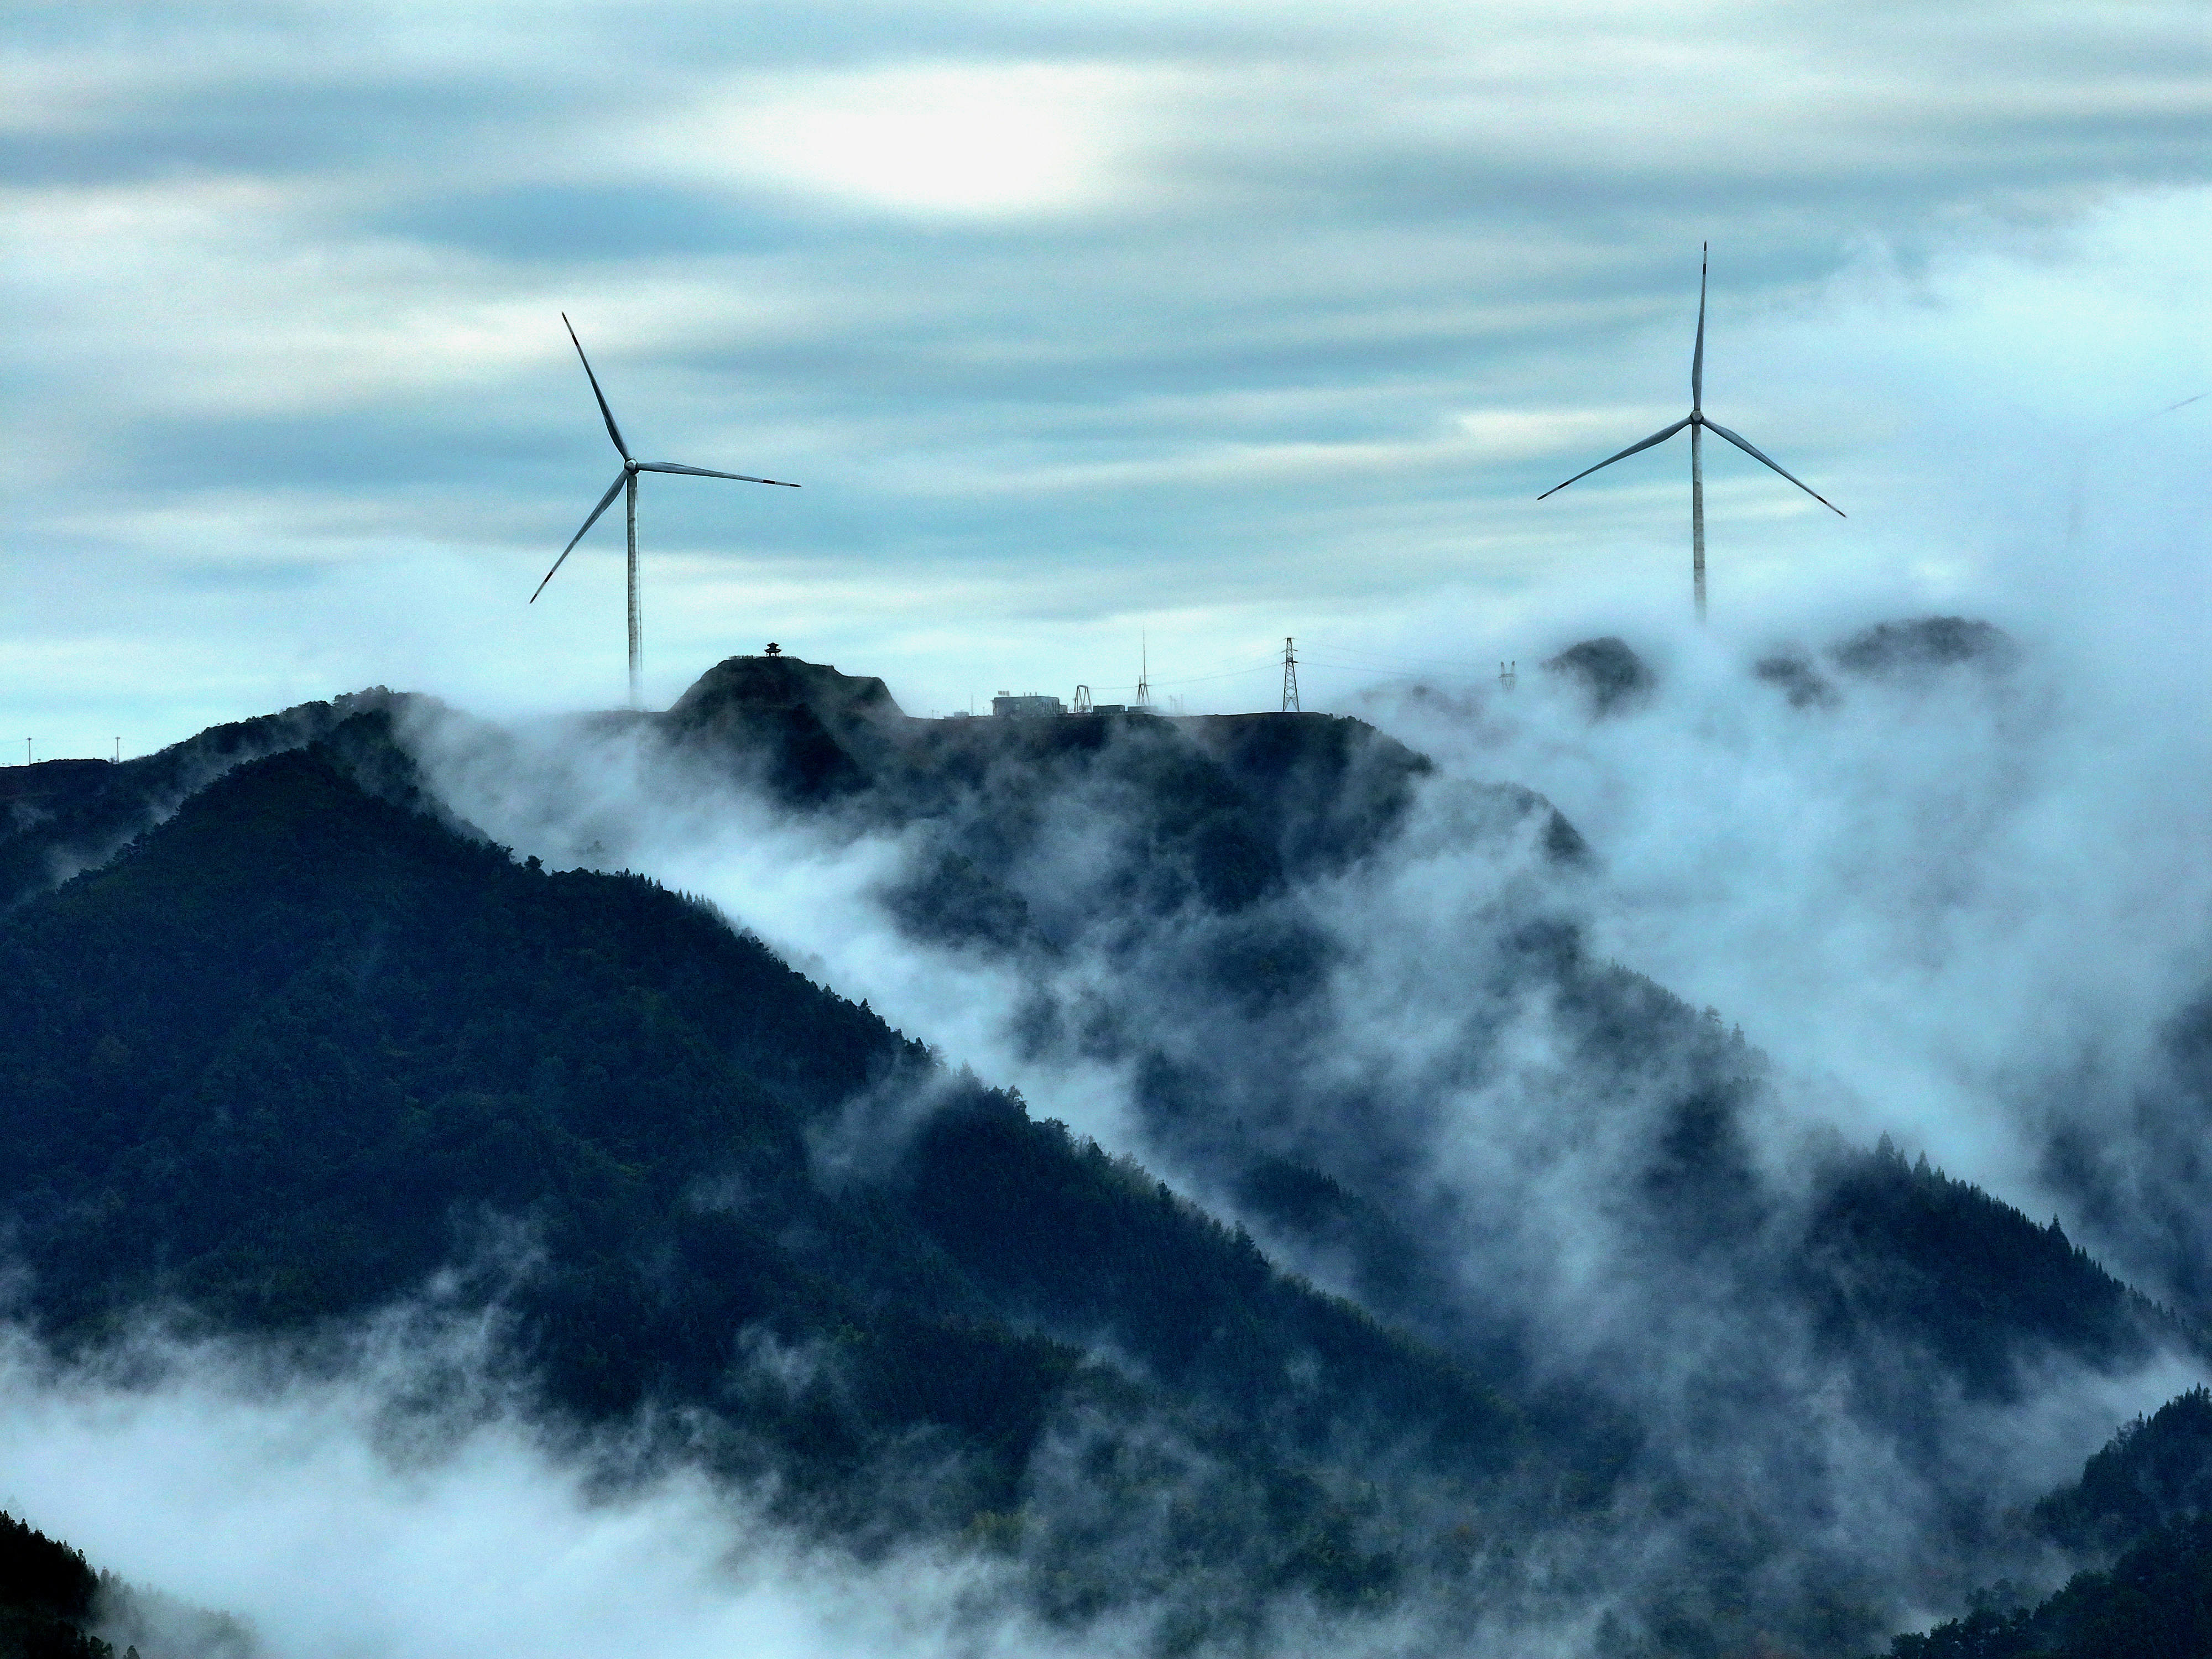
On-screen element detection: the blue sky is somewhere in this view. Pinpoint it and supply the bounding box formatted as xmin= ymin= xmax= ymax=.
xmin=5 ymin=0 xmax=2207 ymax=748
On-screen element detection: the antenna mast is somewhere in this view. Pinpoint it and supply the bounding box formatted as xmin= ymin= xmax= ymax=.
xmin=1281 ymin=637 xmax=1300 ymax=713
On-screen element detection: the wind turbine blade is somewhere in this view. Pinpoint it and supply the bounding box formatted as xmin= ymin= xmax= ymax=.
xmin=1692 ymin=242 xmax=1707 ymax=410
xmin=1537 ymin=418 xmax=1692 ymax=499
xmin=530 ymin=470 xmax=628 ymax=603
xmin=635 ymin=461 xmax=800 ymax=487
xmin=562 ymin=314 xmax=632 ymax=462
xmin=1700 ymin=420 xmax=1845 ymax=516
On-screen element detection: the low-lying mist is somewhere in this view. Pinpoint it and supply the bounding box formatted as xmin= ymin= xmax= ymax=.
xmin=0 ymin=1305 xmax=1685 ymax=1659
xmin=377 ymin=587 xmax=2207 ymax=1647
xmin=1353 ymin=606 xmax=2212 ymax=1326
xmin=0 ymin=1316 xmax=1081 ymax=1659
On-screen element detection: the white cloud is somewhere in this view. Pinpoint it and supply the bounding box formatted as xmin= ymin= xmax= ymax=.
xmin=0 ymin=1323 xmax=1077 ymax=1659
xmin=669 ymin=62 xmax=1159 ymax=218
xmin=5 ymin=0 xmax=2208 ymax=746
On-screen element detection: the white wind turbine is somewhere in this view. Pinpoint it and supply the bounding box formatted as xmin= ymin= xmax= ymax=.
xmin=1540 ymin=245 xmax=1842 ymax=620
xmin=531 ymin=315 xmax=799 ymax=706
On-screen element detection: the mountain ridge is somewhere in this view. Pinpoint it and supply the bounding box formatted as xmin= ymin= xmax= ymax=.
xmin=2 ymin=654 xmax=2204 ymax=1655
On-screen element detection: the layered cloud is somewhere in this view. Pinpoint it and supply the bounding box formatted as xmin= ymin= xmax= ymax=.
xmin=4 ymin=0 xmax=2205 ymax=747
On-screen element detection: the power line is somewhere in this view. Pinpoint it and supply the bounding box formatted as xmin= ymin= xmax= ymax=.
xmin=1090 ymin=655 xmax=1281 ymax=693
xmin=1298 ymin=638 xmax=1507 ymax=675
xmin=1298 ymin=650 xmax=1491 ymax=681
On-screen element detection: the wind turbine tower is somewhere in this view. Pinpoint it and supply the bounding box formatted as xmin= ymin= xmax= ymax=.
xmin=532 ymin=315 xmax=799 ymax=706
xmin=1538 ymin=246 xmax=1843 ymax=621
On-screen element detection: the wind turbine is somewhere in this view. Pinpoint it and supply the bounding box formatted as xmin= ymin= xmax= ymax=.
xmin=1538 ymin=246 xmax=1842 ymax=621
xmin=531 ymin=315 xmax=799 ymax=706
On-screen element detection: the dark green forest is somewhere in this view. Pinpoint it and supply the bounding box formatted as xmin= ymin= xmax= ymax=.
xmin=1800 ymin=1139 xmax=2195 ymax=1401
xmin=3 ymin=678 xmax=2206 ymax=1657
xmin=0 ymin=690 xmax=409 ymax=912
xmin=0 ymin=1513 xmax=113 ymax=1659
xmin=1872 ymin=1390 xmax=2212 ymax=1658
xmin=0 ymin=1514 xmax=249 ymax=1659
xmin=0 ymin=719 xmax=1557 ymax=1631
xmin=1880 ymin=1520 xmax=2210 ymax=1659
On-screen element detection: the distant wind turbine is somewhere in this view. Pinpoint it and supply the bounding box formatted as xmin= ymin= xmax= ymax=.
xmin=531 ymin=315 xmax=798 ymax=706
xmin=1538 ymin=245 xmax=1842 ymax=621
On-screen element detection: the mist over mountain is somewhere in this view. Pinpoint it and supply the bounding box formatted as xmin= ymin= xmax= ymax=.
xmin=2 ymin=628 xmax=2206 ymax=1657
xmin=0 ymin=690 xmax=418 ymax=911
xmin=0 ymin=724 xmax=1598 ymax=1653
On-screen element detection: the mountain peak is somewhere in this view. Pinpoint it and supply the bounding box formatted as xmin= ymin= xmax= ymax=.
xmin=669 ymin=653 xmax=905 ymax=725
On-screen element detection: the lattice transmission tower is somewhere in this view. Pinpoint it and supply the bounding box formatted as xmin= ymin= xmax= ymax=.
xmin=1281 ymin=637 xmax=1300 ymax=713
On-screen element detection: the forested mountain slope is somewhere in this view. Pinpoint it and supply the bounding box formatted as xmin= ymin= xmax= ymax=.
xmin=4 ymin=662 xmax=2204 ymax=1655
xmin=0 ymin=1511 xmax=111 ymax=1659
xmin=0 ymin=689 xmax=414 ymax=911
xmin=0 ymin=721 xmax=1567 ymax=1643
xmin=632 ymin=658 xmax=2192 ymax=1375
xmin=1 ymin=1510 xmax=251 ymax=1659
xmin=622 ymin=656 xmax=2201 ymax=1426
xmin=1874 ymin=1389 xmax=2212 ymax=1658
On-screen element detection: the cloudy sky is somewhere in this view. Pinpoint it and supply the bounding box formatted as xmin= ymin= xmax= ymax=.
xmin=5 ymin=0 xmax=2207 ymax=752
